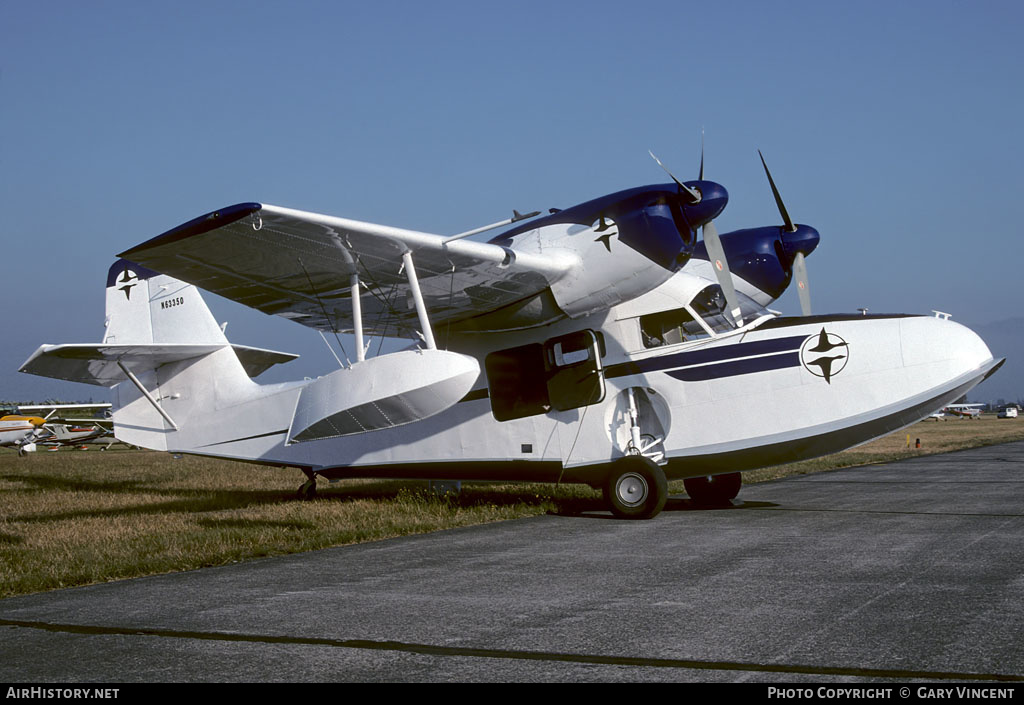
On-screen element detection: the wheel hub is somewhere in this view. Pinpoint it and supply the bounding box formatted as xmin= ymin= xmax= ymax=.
xmin=616 ymin=472 xmax=649 ymax=507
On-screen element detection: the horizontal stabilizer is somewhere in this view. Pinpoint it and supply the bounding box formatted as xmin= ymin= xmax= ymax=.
xmin=20 ymin=344 xmax=226 ymax=386
xmin=230 ymin=344 xmax=299 ymax=377
xmin=20 ymin=343 xmax=297 ymax=387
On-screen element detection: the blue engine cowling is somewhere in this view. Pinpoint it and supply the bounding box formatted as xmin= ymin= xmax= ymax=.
xmin=693 ymin=223 xmax=820 ymax=299
xmin=491 ymin=180 xmax=729 ymax=274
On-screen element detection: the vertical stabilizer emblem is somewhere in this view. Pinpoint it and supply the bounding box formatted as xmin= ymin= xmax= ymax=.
xmin=117 ymin=268 xmax=138 ymax=300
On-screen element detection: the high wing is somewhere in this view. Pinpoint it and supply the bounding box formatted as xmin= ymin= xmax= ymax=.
xmin=119 ymin=203 xmax=577 ymax=338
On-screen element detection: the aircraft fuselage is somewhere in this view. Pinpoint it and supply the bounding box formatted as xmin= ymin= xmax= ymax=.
xmin=115 ymin=277 xmax=998 ymax=486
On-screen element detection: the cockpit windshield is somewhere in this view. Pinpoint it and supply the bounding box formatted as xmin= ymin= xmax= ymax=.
xmin=638 ymin=284 xmax=762 ymax=348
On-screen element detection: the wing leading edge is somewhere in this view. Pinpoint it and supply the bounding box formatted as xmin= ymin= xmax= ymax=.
xmin=119 ymin=203 xmax=577 ymax=338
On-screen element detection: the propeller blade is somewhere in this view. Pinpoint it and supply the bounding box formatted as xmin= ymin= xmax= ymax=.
xmin=702 ymin=220 xmax=743 ymax=327
xmin=699 ymin=130 xmax=705 ymax=181
xmin=649 ymin=151 xmax=701 ymax=203
xmin=793 ymin=250 xmax=811 ymax=316
xmin=758 ymin=150 xmax=796 ymax=232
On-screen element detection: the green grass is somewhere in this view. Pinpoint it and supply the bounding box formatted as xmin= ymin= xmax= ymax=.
xmin=2 ymin=416 xmax=1022 ymax=598
xmin=742 ymin=414 xmax=1024 ymax=482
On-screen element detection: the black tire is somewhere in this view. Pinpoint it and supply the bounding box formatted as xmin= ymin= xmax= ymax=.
xmin=684 ymin=472 xmax=741 ymax=505
xmin=296 ymin=479 xmax=318 ymax=501
xmin=603 ymin=456 xmax=668 ymax=520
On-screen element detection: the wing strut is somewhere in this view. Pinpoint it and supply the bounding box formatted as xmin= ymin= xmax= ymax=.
xmin=116 ymin=361 xmax=179 ymax=431
xmin=351 ymin=274 xmax=365 ymax=362
xmin=402 ymin=252 xmax=436 ymax=350
xmin=442 ymin=209 xmax=541 ymax=243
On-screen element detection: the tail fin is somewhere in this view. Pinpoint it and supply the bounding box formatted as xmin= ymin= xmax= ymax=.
xmin=104 ymin=259 xmax=229 ymax=345
xmin=22 ymin=261 xmax=298 ymax=452
xmin=99 ymin=261 xmax=253 ymax=449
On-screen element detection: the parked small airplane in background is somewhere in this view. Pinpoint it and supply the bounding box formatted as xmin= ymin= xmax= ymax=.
xmin=20 ymin=150 xmax=1002 ymax=518
xmin=943 ymin=403 xmax=985 ymax=419
xmin=17 ymin=404 xmax=118 ymax=450
xmin=37 ymin=423 xmax=111 ymax=450
xmin=0 ymin=414 xmax=49 ymax=455
xmin=1 ymin=404 xmax=114 ymax=453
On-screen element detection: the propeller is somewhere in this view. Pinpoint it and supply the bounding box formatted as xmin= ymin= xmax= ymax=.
xmin=759 ymin=150 xmax=812 ymax=317
xmin=649 ymin=146 xmax=743 ymax=328
xmin=702 ymin=219 xmax=744 ymax=327
xmin=699 ymin=128 xmax=705 ymax=181
xmin=649 ymin=150 xmax=701 ymax=204
xmin=792 ymin=250 xmax=811 ymax=317
xmin=759 ymin=150 xmax=795 ymax=233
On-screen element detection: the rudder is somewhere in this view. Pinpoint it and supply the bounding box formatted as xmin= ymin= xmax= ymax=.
xmin=104 ymin=259 xmax=229 ymax=345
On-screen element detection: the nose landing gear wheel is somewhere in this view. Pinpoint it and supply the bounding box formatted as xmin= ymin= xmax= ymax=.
xmin=604 ymin=456 xmax=667 ymax=520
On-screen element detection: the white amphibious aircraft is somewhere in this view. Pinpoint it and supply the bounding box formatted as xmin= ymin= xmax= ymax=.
xmin=20 ymin=155 xmax=1003 ymax=518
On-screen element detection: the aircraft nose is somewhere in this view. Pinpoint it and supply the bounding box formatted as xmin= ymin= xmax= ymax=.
xmin=899 ymin=315 xmax=998 ymax=388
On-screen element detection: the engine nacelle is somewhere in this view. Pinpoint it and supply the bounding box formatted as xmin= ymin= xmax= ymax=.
xmin=692 ymin=224 xmax=820 ymax=300
xmin=491 ymin=182 xmax=729 ymax=319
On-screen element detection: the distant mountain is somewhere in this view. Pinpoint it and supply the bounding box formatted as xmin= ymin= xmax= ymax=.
xmin=962 ymin=317 xmax=1023 ymax=405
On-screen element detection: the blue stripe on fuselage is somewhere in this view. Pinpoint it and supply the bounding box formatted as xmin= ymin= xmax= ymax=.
xmin=605 ymin=334 xmax=805 ymax=380
xmin=665 ymin=351 xmax=800 ymax=381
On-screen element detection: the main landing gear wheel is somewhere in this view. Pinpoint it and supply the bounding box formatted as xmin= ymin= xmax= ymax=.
xmin=604 ymin=456 xmax=668 ymax=520
xmin=297 ymin=470 xmax=318 ymax=501
xmin=683 ymin=472 xmax=741 ymax=506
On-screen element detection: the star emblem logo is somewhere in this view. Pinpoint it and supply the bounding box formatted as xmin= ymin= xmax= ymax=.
xmin=117 ymin=269 xmax=138 ymax=300
xmin=592 ymin=215 xmax=618 ymax=252
xmin=800 ymin=328 xmax=849 ymax=384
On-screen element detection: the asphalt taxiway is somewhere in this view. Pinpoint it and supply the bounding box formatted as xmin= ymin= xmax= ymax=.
xmin=2 ymin=442 xmax=1023 ymax=682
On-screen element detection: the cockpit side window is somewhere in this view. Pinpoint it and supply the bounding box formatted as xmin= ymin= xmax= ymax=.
xmin=638 ymin=285 xmax=731 ymax=349
xmin=640 ymin=307 xmax=696 ymax=348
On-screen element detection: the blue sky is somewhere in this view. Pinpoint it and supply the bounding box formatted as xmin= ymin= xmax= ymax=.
xmin=2 ymin=0 xmax=1022 ymax=403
